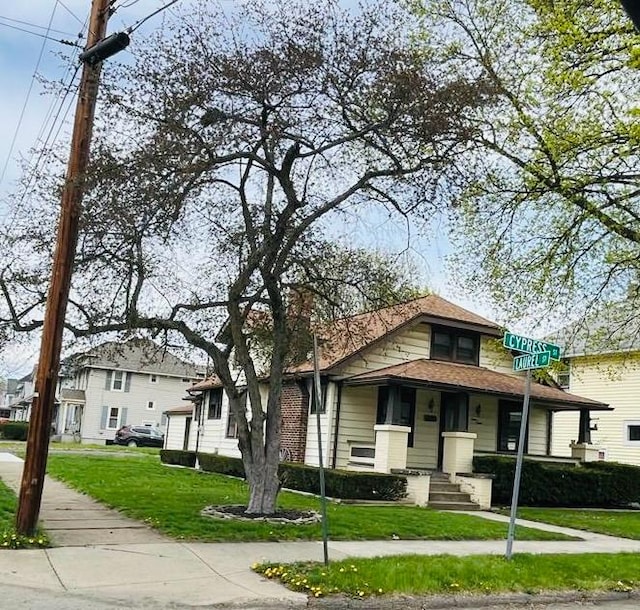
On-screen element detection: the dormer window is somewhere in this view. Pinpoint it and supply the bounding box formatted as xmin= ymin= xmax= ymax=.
xmin=431 ymin=326 xmax=479 ymax=365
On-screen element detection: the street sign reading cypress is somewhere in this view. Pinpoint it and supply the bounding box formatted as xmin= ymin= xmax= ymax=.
xmin=503 ymin=332 xmax=561 ymax=361
xmin=512 ymin=350 xmax=551 ymax=372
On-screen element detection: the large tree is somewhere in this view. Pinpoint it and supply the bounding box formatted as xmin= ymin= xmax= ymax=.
xmin=410 ymin=0 xmax=640 ymax=333
xmin=0 ymin=0 xmax=492 ymax=513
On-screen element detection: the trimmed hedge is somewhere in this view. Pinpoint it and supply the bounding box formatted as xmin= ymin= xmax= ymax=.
xmin=0 ymin=421 xmax=29 ymax=441
xmin=164 ymin=451 xmax=407 ymax=501
xmin=473 ymin=455 xmax=640 ymax=508
xmin=160 ymin=449 xmax=196 ymax=468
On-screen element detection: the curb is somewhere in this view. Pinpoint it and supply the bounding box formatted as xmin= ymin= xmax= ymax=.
xmin=308 ymin=589 xmax=640 ymax=609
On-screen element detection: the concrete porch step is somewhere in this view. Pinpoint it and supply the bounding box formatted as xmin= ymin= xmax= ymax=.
xmin=428 ymin=490 xmax=473 ymax=503
xmin=429 ymin=482 xmax=461 ymax=493
xmin=428 ymin=500 xmax=482 ymax=511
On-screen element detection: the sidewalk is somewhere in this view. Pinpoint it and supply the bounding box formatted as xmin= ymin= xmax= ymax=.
xmin=1 ymin=453 xmax=640 ymax=609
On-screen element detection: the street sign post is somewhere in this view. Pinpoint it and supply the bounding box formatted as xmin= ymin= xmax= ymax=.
xmin=503 ymin=331 xmax=562 ymax=560
xmin=503 ymin=332 xmax=561 ymax=361
xmin=512 ymin=351 xmax=551 ymax=372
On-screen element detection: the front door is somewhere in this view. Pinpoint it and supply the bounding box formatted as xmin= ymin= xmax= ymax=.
xmin=497 ymin=401 xmax=528 ymax=453
xmin=437 ymin=392 xmax=469 ymax=469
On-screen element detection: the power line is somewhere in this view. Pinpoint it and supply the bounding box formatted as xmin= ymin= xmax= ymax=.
xmin=0 ymin=3 xmax=60 ymax=186
xmin=0 ymin=14 xmax=78 ymax=37
xmin=57 ymin=0 xmax=86 ymax=26
xmin=127 ymin=0 xmax=180 ymax=34
xmin=0 ymin=21 xmax=81 ymax=47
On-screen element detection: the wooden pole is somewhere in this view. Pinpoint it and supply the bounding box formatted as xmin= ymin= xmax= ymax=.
xmin=16 ymin=0 xmax=112 ymax=536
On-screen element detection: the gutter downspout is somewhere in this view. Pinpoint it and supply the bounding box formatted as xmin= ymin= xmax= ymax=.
xmin=331 ymin=381 xmax=343 ymax=469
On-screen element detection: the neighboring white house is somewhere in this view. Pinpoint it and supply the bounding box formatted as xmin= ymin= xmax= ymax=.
xmin=21 ymin=339 xmax=203 ymax=444
xmin=166 ymin=295 xmax=608 ymax=477
xmin=550 ymin=318 xmax=640 ymax=465
xmin=5 ymin=371 xmax=36 ymax=421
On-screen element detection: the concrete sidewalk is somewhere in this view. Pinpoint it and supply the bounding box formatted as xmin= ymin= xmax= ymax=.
xmin=1 ymin=453 xmax=640 ymax=609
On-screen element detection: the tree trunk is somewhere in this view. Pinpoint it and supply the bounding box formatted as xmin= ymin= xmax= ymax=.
xmin=245 ymin=459 xmax=280 ymax=514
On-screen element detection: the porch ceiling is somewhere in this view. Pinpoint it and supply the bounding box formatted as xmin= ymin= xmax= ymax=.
xmin=343 ymin=358 xmax=611 ymax=411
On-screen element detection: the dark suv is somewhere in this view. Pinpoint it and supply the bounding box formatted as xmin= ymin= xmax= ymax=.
xmin=115 ymin=425 xmax=164 ymax=448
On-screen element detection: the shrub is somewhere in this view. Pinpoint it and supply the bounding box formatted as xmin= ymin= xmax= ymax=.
xmin=160 ymin=449 xmax=196 ymax=468
xmin=192 ymin=453 xmax=407 ymax=501
xmin=0 ymin=421 xmax=29 ymax=441
xmin=473 ymin=455 xmax=640 ymax=507
xmin=197 ymin=453 xmax=245 ymax=478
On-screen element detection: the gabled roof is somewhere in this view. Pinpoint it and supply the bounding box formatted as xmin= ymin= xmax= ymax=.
xmin=189 ymin=375 xmax=223 ymax=391
xmin=345 ymin=358 xmax=609 ymax=410
xmin=71 ymin=339 xmax=202 ymax=378
xmin=291 ymin=294 xmax=502 ymax=374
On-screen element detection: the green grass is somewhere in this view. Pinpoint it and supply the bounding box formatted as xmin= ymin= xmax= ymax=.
xmin=45 ymin=453 xmax=575 ymax=542
xmin=256 ymin=553 xmax=640 ymax=598
xmin=0 ymin=478 xmax=48 ymax=548
xmin=513 ymin=507 xmax=640 ymax=539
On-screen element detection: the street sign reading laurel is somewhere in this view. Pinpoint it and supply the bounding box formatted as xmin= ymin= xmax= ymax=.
xmin=512 ymin=351 xmax=551 ymax=372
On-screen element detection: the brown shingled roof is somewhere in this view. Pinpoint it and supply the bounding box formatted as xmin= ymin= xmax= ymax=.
xmin=345 ymin=358 xmax=609 ymax=410
xmin=189 ymin=375 xmax=223 ymax=391
xmin=164 ymin=405 xmax=194 ymax=415
xmin=291 ymin=294 xmax=502 ymax=374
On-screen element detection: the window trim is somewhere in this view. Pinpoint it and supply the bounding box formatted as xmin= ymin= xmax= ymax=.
xmin=207 ymin=388 xmax=223 ymax=420
xmin=309 ymin=377 xmax=328 ymax=414
xmin=624 ymin=420 xmax=640 ymax=445
xmin=430 ymin=326 xmax=479 ymax=365
xmin=149 ymin=374 xmax=158 ymax=384
xmin=146 ymin=400 xmax=155 ymax=410
xmin=111 ymin=370 xmax=124 ymax=392
xmin=107 ymin=407 xmax=121 ymax=430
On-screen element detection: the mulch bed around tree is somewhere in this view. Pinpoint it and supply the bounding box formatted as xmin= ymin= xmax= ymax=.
xmin=201 ymin=504 xmax=321 ymax=524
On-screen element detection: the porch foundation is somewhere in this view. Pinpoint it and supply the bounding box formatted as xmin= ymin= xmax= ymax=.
xmin=570 ymin=442 xmax=600 ymax=462
xmin=442 ymin=431 xmax=477 ymax=476
xmin=373 ymin=424 xmax=410 ymax=473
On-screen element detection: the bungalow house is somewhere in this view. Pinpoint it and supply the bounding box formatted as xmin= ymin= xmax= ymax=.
xmin=165 ymin=295 xmax=608 ymax=506
xmin=550 ymin=315 xmax=640 ymax=465
xmin=51 ymin=339 xmax=204 ymax=444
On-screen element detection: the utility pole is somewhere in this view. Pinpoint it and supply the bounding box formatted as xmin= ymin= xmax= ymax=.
xmin=16 ymin=0 xmax=121 ymax=535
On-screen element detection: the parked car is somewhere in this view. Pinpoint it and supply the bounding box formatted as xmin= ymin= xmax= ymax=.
xmin=115 ymin=425 xmax=164 ymax=448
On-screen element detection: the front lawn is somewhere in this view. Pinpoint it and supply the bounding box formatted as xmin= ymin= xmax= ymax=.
xmin=45 ymin=454 xmax=575 ymax=542
xmin=514 ymin=507 xmax=640 ymax=539
xmin=256 ymin=553 xmax=640 ymax=599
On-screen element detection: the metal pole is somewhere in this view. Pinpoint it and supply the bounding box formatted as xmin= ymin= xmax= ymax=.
xmin=505 ymin=368 xmax=531 ymax=560
xmin=15 ymin=0 xmax=112 ymax=536
xmin=313 ymin=334 xmax=329 ymax=565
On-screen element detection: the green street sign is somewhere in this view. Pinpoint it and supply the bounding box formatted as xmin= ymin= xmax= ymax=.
xmin=512 ymin=351 xmax=551 ymax=372
xmin=503 ymin=332 xmax=561 ymax=361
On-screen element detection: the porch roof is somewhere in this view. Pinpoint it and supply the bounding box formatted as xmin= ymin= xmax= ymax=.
xmin=344 ymin=358 xmax=610 ymax=411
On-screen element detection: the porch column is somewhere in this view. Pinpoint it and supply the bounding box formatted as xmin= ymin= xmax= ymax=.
xmin=373 ymin=424 xmax=410 ymax=473
xmin=571 ymin=408 xmax=599 ymax=461
xmin=442 ymin=431 xmax=477 ymax=476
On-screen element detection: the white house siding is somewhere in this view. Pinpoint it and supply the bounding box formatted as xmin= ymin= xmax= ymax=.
xmin=165 ymin=413 xmax=190 ymax=450
xmin=552 ymin=354 xmax=640 ymax=464
xmin=305 ymin=380 xmax=335 ymax=467
xmin=337 ymin=323 xmax=432 ymax=377
xmin=479 ymin=338 xmax=519 ymax=376
xmin=469 ymin=395 xmax=498 ymax=452
xmin=334 ymin=385 xmax=377 ymax=469
xmin=405 ymin=388 xmax=440 ymax=470
xmin=528 ymin=408 xmax=549 ymax=455
xmin=81 ymin=367 xmax=192 ymax=444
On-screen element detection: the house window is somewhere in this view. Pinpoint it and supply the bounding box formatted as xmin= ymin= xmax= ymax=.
xmin=376 ymin=386 xmax=416 ymax=447
xmin=147 ymin=401 xmax=154 ymax=410
xmin=556 ymin=360 xmax=570 ymax=389
xmin=625 ymin=421 xmax=640 ymax=444
xmin=112 ymin=371 xmax=124 ymax=391
xmin=226 ymin=392 xmax=246 ymax=438
xmin=107 ymin=407 xmax=120 ymax=429
xmin=498 ymin=401 xmax=528 ymax=453
xmin=430 ymin=326 xmax=479 ymax=365
xmin=149 ymin=374 xmax=158 ymax=384
xmin=309 ymin=378 xmax=327 ymax=414
xmin=208 ymin=388 xmax=223 ymax=419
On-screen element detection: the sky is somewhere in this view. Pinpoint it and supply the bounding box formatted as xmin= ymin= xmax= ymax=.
xmin=0 ymin=0 xmax=495 ymax=379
